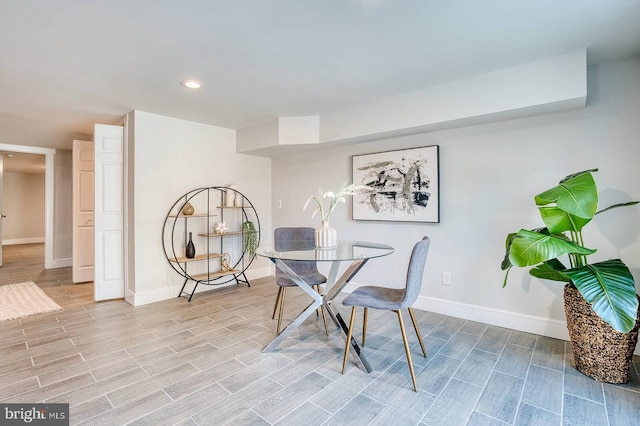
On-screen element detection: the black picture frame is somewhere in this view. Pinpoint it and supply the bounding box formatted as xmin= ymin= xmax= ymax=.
xmin=352 ymin=145 xmax=440 ymax=222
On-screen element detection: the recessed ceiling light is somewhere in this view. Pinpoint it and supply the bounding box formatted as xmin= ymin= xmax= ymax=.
xmin=180 ymin=80 xmax=204 ymax=89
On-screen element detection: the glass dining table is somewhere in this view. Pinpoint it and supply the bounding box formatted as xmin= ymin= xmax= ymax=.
xmin=256 ymin=240 xmax=394 ymax=373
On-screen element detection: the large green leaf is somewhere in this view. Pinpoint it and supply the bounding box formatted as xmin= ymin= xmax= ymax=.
xmin=502 ymin=227 xmax=551 ymax=270
xmin=529 ymin=261 xmax=570 ymax=282
xmin=564 ymin=259 xmax=638 ymax=333
xmin=509 ymin=229 xmax=596 ymax=267
xmin=539 ymin=206 xmax=592 ymax=233
xmin=502 ymin=265 xmax=512 ymax=288
xmin=546 ymin=257 xmax=568 ymax=271
xmin=559 ymin=168 xmax=599 ymax=183
xmin=596 ymin=201 xmax=640 ymax=215
xmin=534 ymin=171 xmax=598 ymax=219
xmin=501 ymin=232 xmax=517 ymax=271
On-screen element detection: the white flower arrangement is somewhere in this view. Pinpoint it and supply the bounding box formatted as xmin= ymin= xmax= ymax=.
xmin=303 ymin=182 xmax=366 ymax=222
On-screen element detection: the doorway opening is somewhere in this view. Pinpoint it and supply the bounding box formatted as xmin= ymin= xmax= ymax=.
xmin=0 ymin=144 xmax=56 ymax=269
xmin=0 ymin=151 xmax=45 ymax=270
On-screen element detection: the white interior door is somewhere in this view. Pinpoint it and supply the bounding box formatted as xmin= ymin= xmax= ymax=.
xmin=94 ymin=124 xmax=124 ymax=301
xmin=72 ymin=140 xmax=95 ymax=282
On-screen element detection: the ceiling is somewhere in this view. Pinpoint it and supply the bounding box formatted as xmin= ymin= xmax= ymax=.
xmin=1 ymin=0 xmax=639 ymax=152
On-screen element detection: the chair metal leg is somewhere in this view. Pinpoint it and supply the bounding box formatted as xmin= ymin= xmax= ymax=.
xmin=314 ymin=285 xmax=329 ymax=335
xmin=408 ymin=307 xmax=427 ymax=358
xmin=314 ymin=285 xmax=320 ymax=317
xmin=320 ymin=305 xmax=329 ymax=336
xmin=397 ymin=310 xmax=418 ymax=392
xmin=274 ymin=284 xmax=328 ymax=336
xmin=342 ymin=306 xmax=358 ymax=374
xmin=276 ymin=288 xmax=287 ymax=335
xmin=272 ymin=286 xmax=282 ymax=319
xmin=362 ymin=307 xmax=368 ymax=347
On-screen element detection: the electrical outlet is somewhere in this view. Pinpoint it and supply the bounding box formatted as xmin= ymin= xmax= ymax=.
xmin=276 ymin=199 xmax=282 ymax=208
xmin=442 ymin=271 xmax=452 ymax=285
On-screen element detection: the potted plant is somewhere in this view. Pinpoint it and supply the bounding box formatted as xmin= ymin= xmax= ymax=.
xmin=502 ymin=169 xmax=639 ymax=383
xmin=242 ymin=221 xmax=258 ymax=258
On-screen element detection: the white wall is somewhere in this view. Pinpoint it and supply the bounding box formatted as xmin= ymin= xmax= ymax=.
xmin=2 ymin=171 xmax=45 ymax=244
xmin=271 ymin=56 xmax=640 ymax=340
xmin=238 ymin=51 xmax=587 ymax=155
xmin=131 ymin=110 xmax=272 ymax=305
xmin=319 ymin=50 xmax=587 ymax=144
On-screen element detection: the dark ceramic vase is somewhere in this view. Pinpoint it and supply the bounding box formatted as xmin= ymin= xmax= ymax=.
xmin=186 ymin=232 xmax=196 ymax=259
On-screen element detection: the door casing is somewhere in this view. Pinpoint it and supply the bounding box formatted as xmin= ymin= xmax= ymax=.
xmin=0 ymin=143 xmax=55 ymax=268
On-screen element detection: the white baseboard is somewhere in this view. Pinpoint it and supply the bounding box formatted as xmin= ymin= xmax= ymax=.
xmin=131 ymin=286 xmax=178 ymax=306
xmin=412 ymin=295 xmax=570 ymax=341
xmin=341 ymin=283 xmax=569 ymax=339
xmin=344 ymin=283 xmax=640 ymax=355
xmin=130 ymin=266 xmax=273 ymax=307
xmin=131 ymin=281 xmax=245 ymax=306
xmin=244 ymin=266 xmax=272 ymax=282
xmin=124 ymin=272 xmax=640 ymax=357
xmin=125 ymin=289 xmax=135 ymax=306
xmin=2 ymin=237 xmax=45 ymax=245
xmin=52 ymin=258 xmax=72 ymax=268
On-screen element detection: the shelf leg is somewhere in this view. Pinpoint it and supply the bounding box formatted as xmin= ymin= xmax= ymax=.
xmin=242 ymin=272 xmax=251 ymax=287
xmin=178 ymin=278 xmax=189 ymax=298
xmin=188 ymin=281 xmax=199 ymax=302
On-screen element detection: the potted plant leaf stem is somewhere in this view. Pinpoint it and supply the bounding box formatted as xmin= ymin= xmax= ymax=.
xmin=502 ymin=169 xmax=640 ymax=383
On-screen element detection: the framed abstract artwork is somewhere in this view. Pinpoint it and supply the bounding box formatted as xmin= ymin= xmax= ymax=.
xmin=352 ymin=145 xmax=439 ymax=222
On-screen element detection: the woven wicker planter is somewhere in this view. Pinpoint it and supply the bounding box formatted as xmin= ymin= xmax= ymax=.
xmin=564 ymin=285 xmax=640 ymax=383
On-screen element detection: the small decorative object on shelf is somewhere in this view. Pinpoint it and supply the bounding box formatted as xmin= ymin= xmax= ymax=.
xmin=163 ymin=186 xmax=261 ymax=302
xmin=303 ymin=182 xmax=364 ymax=248
xmin=225 ymin=184 xmax=238 ymax=207
xmin=242 ymin=221 xmax=258 ymax=257
xmin=185 ymin=232 xmax=196 ymax=258
xmin=214 ymin=222 xmax=228 ymax=234
xmin=181 ymin=202 xmax=195 ymax=215
xmin=219 ymin=253 xmax=233 ymax=273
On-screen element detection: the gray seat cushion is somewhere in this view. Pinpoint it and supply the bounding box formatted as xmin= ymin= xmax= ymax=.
xmin=342 ymin=286 xmax=406 ymax=310
xmin=277 ymin=271 xmax=327 ymax=287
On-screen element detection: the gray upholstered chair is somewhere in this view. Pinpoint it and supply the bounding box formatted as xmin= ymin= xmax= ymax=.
xmin=341 ymin=236 xmax=430 ymax=391
xmin=273 ymin=227 xmax=328 ymax=335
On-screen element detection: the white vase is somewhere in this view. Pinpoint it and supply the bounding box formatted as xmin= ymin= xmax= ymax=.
xmin=315 ymin=220 xmax=337 ymax=248
xmin=234 ymin=189 xmax=243 ymax=207
xmin=225 ymin=184 xmax=238 ymax=207
xmin=315 ymin=247 xmax=336 ymax=260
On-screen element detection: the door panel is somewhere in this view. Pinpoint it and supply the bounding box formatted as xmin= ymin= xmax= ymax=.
xmin=73 ymin=140 xmax=94 ymax=282
xmin=94 ymin=124 xmax=124 ymax=301
xmin=76 ymin=227 xmax=94 ymax=267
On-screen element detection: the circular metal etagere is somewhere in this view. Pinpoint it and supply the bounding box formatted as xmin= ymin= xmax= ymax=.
xmin=162 ymin=186 xmax=261 ymax=301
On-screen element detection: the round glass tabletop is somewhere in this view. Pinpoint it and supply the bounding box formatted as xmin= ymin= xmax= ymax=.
xmin=256 ymin=240 xmax=394 ymax=262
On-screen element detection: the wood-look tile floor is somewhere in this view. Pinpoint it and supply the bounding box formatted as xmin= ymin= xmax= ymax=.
xmin=1 ymin=243 xmax=640 ymax=425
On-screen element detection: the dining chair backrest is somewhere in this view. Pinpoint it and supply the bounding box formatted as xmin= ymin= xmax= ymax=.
xmin=399 ymin=236 xmax=431 ymax=309
xmin=274 ymin=227 xmax=318 ymax=276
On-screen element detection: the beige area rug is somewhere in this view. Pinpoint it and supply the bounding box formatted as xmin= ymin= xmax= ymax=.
xmin=0 ymin=281 xmax=63 ymax=322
